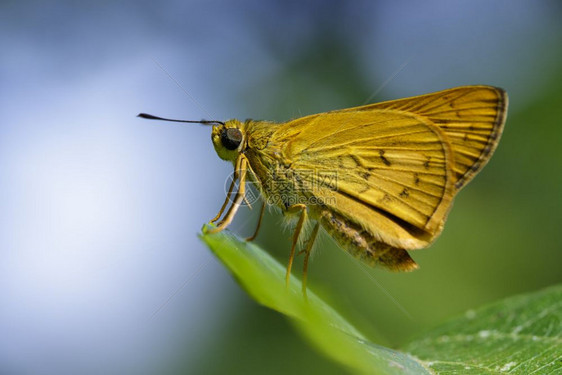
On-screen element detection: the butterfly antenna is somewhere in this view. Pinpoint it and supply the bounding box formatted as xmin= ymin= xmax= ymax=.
xmin=137 ymin=113 xmax=224 ymax=126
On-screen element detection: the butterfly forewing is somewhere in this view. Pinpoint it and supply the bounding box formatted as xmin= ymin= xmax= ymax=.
xmin=271 ymin=111 xmax=454 ymax=250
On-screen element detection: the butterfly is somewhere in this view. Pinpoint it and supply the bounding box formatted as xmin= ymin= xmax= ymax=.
xmin=139 ymin=85 xmax=508 ymax=296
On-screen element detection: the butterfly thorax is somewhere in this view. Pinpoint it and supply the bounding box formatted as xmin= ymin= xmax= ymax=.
xmin=245 ymin=120 xmax=312 ymax=210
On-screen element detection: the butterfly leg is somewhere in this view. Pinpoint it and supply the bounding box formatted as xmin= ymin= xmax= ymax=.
xmin=208 ymin=156 xmax=248 ymax=234
xmin=245 ymin=200 xmax=265 ymax=242
xmin=243 ymin=195 xmax=253 ymax=210
xmin=210 ymin=156 xmax=241 ymax=224
xmin=285 ymin=204 xmax=307 ymax=288
xmin=210 ymin=176 xmax=235 ymax=223
xmin=300 ymin=221 xmax=320 ymax=298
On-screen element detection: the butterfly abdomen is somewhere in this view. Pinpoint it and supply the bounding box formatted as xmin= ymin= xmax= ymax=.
xmin=318 ymin=209 xmax=418 ymax=271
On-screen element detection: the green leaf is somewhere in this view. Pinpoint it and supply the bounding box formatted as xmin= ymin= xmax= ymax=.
xmin=403 ymin=284 xmax=562 ymax=374
xmin=200 ymin=226 xmax=562 ymax=374
xmin=200 ymin=225 xmax=427 ymax=375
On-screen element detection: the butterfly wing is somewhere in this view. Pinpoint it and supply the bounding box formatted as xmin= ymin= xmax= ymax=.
xmin=274 ymin=86 xmax=507 ymax=250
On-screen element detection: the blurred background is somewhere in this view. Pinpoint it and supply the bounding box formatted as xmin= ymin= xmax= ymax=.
xmin=1 ymin=1 xmax=561 ymax=374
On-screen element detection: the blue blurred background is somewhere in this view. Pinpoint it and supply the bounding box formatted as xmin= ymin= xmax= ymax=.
xmin=1 ymin=1 xmax=561 ymax=374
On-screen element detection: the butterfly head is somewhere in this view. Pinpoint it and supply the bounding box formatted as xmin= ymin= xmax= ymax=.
xmin=211 ymin=119 xmax=245 ymax=162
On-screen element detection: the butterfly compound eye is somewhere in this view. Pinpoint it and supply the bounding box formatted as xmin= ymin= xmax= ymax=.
xmin=221 ymin=128 xmax=243 ymax=150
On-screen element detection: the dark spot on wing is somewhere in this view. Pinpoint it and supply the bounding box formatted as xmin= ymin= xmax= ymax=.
xmin=350 ymin=154 xmax=363 ymax=167
xmin=379 ymin=193 xmax=392 ymax=203
xmin=480 ymin=98 xmax=498 ymax=104
xmin=413 ymin=173 xmax=420 ymax=185
xmin=424 ymin=156 xmax=432 ymax=169
xmin=399 ymin=187 xmax=410 ymax=198
xmin=379 ymin=150 xmax=391 ymax=166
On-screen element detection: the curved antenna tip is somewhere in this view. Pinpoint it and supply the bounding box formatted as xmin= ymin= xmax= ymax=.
xmin=137 ymin=113 xmax=158 ymax=119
